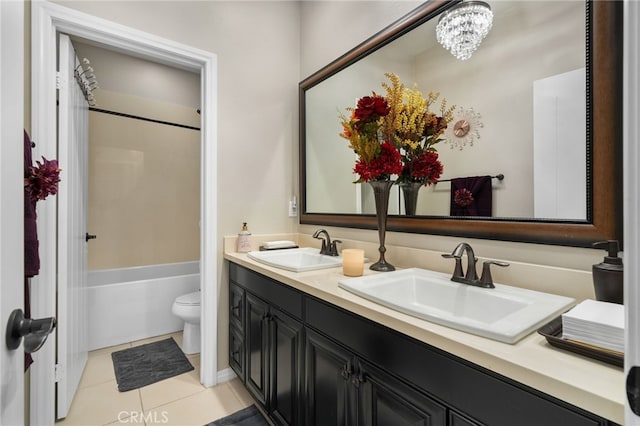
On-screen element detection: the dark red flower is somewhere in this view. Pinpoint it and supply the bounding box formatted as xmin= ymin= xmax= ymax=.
xmin=353 ymin=142 xmax=402 ymax=182
xmin=25 ymin=156 xmax=61 ymax=202
xmin=409 ymin=151 xmax=443 ymax=184
xmin=354 ymin=94 xmax=390 ymax=123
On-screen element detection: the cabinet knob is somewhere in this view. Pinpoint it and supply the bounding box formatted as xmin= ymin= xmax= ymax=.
xmin=351 ymin=371 xmax=365 ymax=388
xmin=341 ymin=367 xmax=350 ymax=380
xmin=341 ymin=362 xmax=354 ymax=380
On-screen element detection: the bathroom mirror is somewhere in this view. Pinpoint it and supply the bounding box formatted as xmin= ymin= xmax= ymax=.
xmin=299 ymin=0 xmax=622 ymax=247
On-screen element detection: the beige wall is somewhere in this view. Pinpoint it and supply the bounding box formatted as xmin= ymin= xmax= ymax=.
xmin=87 ymin=90 xmax=201 ymax=270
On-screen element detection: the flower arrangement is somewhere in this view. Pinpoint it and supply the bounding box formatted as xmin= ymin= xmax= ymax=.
xmin=339 ymin=73 xmax=454 ymax=185
xmin=339 ymin=94 xmax=402 ymax=182
xmin=381 ymin=72 xmax=454 ymax=185
xmin=25 ymin=156 xmax=61 ymax=202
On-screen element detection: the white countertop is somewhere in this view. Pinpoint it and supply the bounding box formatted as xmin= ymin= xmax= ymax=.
xmin=224 ymin=249 xmax=625 ymax=424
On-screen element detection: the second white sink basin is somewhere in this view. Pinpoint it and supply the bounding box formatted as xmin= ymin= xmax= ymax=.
xmin=339 ymin=268 xmax=575 ymax=344
xmin=247 ymin=247 xmax=342 ymax=272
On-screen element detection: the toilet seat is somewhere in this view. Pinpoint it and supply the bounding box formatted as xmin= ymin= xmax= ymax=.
xmin=175 ymin=291 xmax=200 ymax=306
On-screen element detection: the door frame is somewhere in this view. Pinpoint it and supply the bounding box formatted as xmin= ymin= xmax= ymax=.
xmin=31 ymin=1 xmax=218 ymax=423
xmin=624 ymin=0 xmax=640 ymax=424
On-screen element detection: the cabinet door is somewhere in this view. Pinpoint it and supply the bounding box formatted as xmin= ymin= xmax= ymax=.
xmin=269 ymin=308 xmax=304 ymax=426
xmin=357 ymin=359 xmax=446 ymax=426
xmin=246 ymin=293 xmax=270 ymax=406
xmin=229 ymin=327 xmax=245 ymax=382
xmin=229 ymin=282 xmax=245 ymax=332
xmin=305 ymin=329 xmax=355 ymax=426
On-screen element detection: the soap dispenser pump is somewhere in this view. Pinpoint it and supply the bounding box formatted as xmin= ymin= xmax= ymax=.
xmin=592 ymin=240 xmax=623 ymax=304
xmin=237 ymin=222 xmax=252 ymax=253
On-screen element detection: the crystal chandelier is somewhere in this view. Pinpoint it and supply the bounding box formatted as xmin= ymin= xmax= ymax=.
xmin=436 ymin=1 xmax=494 ymax=61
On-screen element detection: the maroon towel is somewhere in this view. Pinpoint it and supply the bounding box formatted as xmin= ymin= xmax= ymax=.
xmin=24 ymin=130 xmax=36 ymax=371
xmin=450 ymin=175 xmax=493 ymax=217
xmin=24 ymin=130 xmax=39 ymax=277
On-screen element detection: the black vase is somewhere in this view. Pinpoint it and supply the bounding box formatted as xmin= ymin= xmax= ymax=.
xmin=399 ymin=181 xmax=422 ymax=216
xmin=369 ymin=180 xmax=395 ymax=272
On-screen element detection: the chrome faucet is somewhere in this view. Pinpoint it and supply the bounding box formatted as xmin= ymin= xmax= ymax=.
xmin=312 ymin=229 xmax=341 ymax=256
xmin=442 ymin=243 xmax=509 ymax=288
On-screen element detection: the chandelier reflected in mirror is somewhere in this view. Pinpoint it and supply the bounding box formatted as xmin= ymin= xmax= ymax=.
xmin=436 ymin=1 xmax=493 ymax=61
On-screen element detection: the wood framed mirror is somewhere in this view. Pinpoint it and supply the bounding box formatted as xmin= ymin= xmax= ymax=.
xmin=299 ymin=0 xmax=622 ymax=247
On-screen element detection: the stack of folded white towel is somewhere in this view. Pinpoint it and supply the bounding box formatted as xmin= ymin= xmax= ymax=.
xmin=562 ymin=299 xmax=624 ymax=353
xmin=260 ymin=240 xmax=298 ymax=250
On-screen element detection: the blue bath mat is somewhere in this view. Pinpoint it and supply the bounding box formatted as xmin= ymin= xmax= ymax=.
xmin=111 ymin=337 xmax=194 ymax=392
xmin=206 ymin=405 xmax=268 ymax=426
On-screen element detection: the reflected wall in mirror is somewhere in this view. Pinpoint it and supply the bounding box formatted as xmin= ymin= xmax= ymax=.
xmin=299 ymin=0 xmax=622 ymax=246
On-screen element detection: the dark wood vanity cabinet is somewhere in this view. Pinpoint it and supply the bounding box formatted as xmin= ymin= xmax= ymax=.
xmin=229 ymin=282 xmax=245 ymax=382
xmin=243 ymin=292 xmax=304 ymax=425
xmin=230 ymin=266 xmax=304 ymax=426
xmin=229 ymin=263 xmax=617 ymax=426
xmin=305 ymin=328 xmax=447 ymax=425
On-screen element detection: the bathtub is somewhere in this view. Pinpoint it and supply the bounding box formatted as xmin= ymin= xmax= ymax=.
xmin=87 ymin=261 xmax=200 ymax=351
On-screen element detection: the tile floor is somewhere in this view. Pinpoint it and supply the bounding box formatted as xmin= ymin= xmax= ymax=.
xmin=56 ymin=332 xmax=255 ymax=426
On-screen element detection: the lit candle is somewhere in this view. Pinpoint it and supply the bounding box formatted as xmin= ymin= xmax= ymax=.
xmin=342 ymin=249 xmax=365 ymax=277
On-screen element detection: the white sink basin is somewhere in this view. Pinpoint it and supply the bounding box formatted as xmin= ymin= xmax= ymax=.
xmin=247 ymin=247 xmax=342 ymax=272
xmin=338 ymin=268 xmax=575 ymax=344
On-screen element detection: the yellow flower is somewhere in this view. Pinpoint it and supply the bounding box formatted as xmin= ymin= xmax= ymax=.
xmin=380 ymin=72 xmax=455 ymax=152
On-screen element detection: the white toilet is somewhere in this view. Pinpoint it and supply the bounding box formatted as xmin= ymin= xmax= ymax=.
xmin=172 ymin=291 xmax=201 ymax=354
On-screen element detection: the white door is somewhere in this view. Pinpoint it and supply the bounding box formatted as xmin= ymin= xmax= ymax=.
xmin=0 ymin=1 xmax=25 ymax=425
xmin=56 ymin=34 xmax=90 ymax=420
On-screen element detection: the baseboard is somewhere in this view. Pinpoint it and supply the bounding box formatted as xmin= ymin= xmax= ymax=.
xmin=217 ymin=367 xmax=237 ymax=384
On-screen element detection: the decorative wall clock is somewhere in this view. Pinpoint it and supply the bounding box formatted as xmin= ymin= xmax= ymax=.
xmin=444 ymin=107 xmax=483 ymax=150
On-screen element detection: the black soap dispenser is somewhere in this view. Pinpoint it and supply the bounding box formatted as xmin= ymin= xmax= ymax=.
xmin=592 ymin=240 xmax=623 ymax=304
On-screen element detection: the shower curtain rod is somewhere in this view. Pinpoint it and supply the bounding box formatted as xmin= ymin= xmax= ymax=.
xmin=88 ymin=107 xmax=201 ymax=131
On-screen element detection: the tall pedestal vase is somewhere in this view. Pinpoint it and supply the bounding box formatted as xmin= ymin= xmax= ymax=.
xmin=398 ymin=182 xmax=422 ymax=216
xmin=369 ymin=180 xmax=395 ymax=272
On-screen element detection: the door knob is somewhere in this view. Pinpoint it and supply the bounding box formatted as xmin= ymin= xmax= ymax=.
xmin=5 ymin=308 xmax=56 ymax=353
xmin=627 ymin=366 xmax=640 ymax=416
xmin=85 ymin=233 xmax=97 ymax=242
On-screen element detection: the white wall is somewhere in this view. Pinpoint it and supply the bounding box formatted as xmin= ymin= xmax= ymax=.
xmin=300 ymin=1 xmax=423 ymax=79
